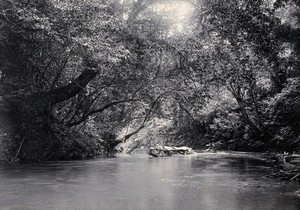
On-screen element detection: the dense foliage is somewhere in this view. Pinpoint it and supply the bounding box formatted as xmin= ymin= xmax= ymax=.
xmin=165 ymin=0 xmax=300 ymax=152
xmin=0 ymin=0 xmax=299 ymax=161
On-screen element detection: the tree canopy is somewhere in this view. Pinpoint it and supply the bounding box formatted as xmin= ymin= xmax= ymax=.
xmin=0 ymin=0 xmax=299 ymax=160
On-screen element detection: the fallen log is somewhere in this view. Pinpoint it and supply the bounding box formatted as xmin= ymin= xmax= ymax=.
xmin=149 ymin=145 xmax=193 ymax=157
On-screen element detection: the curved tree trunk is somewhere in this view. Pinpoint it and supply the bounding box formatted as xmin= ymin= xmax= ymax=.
xmin=26 ymin=69 xmax=99 ymax=108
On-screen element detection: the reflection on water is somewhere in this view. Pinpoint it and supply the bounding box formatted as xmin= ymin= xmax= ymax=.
xmin=0 ymin=153 xmax=299 ymax=210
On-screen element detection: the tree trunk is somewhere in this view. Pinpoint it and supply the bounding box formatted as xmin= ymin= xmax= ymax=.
xmin=235 ymin=96 xmax=261 ymax=133
xmin=126 ymin=140 xmax=142 ymax=154
xmin=227 ymin=84 xmax=261 ymax=134
xmin=27 ymin=69 xmax=99 ymax=107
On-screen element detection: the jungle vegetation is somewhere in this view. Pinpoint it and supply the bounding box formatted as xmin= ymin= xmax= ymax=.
xmin=0 ymin=0 xmax=299 ymax=161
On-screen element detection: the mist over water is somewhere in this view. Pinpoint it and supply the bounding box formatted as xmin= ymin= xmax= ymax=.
xmin=0 ymin=152 xmax=299 ymax=210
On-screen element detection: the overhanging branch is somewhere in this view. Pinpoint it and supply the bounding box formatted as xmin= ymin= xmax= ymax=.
xmin=67 ymin=99 xmax=138 ymax=127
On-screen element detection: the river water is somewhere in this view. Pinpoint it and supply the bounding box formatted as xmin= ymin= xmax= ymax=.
xmin=0 ymin=152 xmax=299 ymax=210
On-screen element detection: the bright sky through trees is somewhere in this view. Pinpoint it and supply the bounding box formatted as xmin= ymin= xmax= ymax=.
xmin=120 ymin=0 xmax=195 ymax=35
xmin=152 ymin=1 xmax=194 ymax=33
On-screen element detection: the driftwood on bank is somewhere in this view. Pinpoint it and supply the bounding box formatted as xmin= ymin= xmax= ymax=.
xmin=149 ymin=145 xmax=193 ymax=157
xmin=265 ymin=153 xmax=300 ymax=181
xmin=265 ymin=168 xmax=300 ymax=181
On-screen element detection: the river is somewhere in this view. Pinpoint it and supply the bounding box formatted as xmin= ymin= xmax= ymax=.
xmin=0 ymin=152 xmax=299 ymax=210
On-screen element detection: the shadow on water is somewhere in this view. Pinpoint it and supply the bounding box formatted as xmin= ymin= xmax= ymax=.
xmin=0 ymin=153 xmax=299 ymax=210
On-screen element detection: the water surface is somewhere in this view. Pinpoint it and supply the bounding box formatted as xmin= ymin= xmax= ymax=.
xmin=0 ymin=152 xmax=299 ymax=210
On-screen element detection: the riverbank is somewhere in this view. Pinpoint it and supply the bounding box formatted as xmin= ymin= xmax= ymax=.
xmin=0 ymin=112 xmax=15 ymax=163
xmin=263 ymin=153 xmax=300 ymax=183
xmin=0 ymin=111 xmax=115 ymax=162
